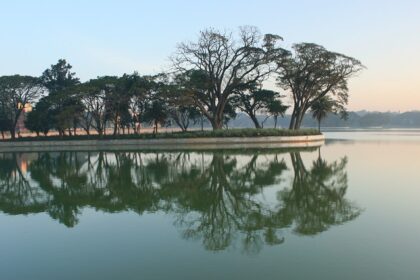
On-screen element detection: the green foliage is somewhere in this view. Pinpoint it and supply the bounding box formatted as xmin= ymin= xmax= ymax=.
xmin=310 ymin=96 xmax=335 ymax=131
xmin=41 ymin=59 xmax=80 ymax=95
xmin=276 ymin=43 xmax=364 ymax=129
xmin=143 ymin=100 xmax=169 ymax=133
xmin=0 ymin=109 xmax=12 ymax=138
xmin=0 ymin=75 xmax=44 ymax=138
xmin=39 ymin=59 xmax=82 ymax=136
xmin=2 ymin=128 xmax=320 ymax=142
xmin=234 ymin=89 xmax=282 ymax=128
xmin=25 ymin=97 xmax=52 ymax=136
xmin=0 ymin=28 xmax=364 ymax=137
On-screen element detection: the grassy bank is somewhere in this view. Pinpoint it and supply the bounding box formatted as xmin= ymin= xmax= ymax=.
xmin=1 ymin=128 xmax=321 ymax=142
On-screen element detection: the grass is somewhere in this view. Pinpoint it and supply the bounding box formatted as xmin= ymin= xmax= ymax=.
xmin=1 ymin=128 xmax=321 ymax=142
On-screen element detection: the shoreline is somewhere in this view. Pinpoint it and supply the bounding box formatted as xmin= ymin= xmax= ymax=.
xmin=0 ymin=134 xmax=325 ymax=152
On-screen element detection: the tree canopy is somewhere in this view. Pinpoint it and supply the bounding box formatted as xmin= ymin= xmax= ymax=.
xmin=172 ymin=27 xmax=289 ymax=129
xmin=0 ymin=75 xmax=44 ymax=138
xmin=276 ymin=43 xmax=364 ymax=129
xmin=0 ymin=27 xmax=364 ymax=138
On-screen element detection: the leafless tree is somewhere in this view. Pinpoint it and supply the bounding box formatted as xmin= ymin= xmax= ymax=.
xmin=172 ymin=26 xmax=289 ymax=129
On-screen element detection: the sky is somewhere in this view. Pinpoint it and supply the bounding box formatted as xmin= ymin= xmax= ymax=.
xmin=1 ymin=0 xmax=419 ymax=112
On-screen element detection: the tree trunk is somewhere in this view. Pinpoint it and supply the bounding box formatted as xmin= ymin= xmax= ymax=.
xmin=211 ymin=120 xmax=223 ymax=130
xmin=249 ymin=113 xmax=261 ymax=129
xmin=113 ymin=115 xmax=118 ymax=136
xmin=289 ymin=107 xmax=297 ymax=129
xmin=293 ymin=107 xmax=307 ymax=130
xmin=274 ymin=116 xmax=278 ymax=128
xmin=318 ymin=119 xmax=321 ymax=132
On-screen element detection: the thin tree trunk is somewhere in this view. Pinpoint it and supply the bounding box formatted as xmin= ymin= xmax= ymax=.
xmin=10 ymin=129 xmax=15 ymax=139
xmin=289 ymin=107 xmax=297 ymax=129
xmin=250 ymin=113 xmax=261 ymax=129
xmin=113 ymin=115 xmax=118 ymax=135
xmin=294 ymin=107 xmax=307 ymax=130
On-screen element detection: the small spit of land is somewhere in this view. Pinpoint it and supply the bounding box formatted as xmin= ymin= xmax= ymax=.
xmin=0 ymin=128 xmax=320 ymax=142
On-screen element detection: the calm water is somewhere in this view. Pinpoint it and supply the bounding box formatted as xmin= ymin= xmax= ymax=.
xmin=1 ymin=130 xmax=420 ymax=280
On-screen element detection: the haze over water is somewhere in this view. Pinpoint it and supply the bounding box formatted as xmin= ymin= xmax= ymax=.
xmin=0 ymin=130 xmax=419 ymax=279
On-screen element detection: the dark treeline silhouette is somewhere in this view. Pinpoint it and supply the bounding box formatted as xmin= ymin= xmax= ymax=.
xmin=0 ymin=149 xmax=361 ymax=253
xmin=228 ymin=111 xmax=420 ymax=129
xmin=0 ymin=27 xmax=363 ymax=138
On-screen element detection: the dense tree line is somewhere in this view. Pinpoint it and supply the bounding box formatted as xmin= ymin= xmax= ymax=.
xmin=0 ymin=27 xmax=363 ymax=138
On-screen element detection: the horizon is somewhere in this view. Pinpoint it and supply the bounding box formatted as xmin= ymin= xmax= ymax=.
xmin=1 ymin=0 xmax=419 ymax=112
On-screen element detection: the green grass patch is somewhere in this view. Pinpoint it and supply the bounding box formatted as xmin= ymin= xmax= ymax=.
xmin=1 ymin=128 xmax=321 ymax=142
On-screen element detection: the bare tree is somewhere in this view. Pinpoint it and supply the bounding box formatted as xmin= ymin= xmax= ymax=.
xmin=79 ymin=79 xmax=109 ymax=136
xmin=172 ymin=26 xmax=289 ymax=129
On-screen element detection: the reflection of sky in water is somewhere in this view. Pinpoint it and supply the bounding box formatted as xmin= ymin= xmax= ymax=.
xmin=324 ymin=128 xmax=420 ymax=141
xmin=0 ymin=136 xmax=419 ymax=280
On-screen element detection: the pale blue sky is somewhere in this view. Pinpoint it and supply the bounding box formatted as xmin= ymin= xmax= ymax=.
xmin=1 ymin=0 xmax=419 ymax=111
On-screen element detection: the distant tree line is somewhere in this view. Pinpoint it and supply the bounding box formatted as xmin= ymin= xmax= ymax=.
xmin=0 ymin=27 xmax=363 ymax=138
xmin=227 ymin=111 xmax=420 ymax=129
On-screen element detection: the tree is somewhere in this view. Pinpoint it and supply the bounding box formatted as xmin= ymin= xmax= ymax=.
xmin=267 ymin=100 xmax=289 ymax=128
xmin=78 ymin=78 xmax=111 ymax=136
xmin=53 ymin=94 xmax=84 ymax=136
xmin=0 ymin=75 xmax=44 ymax=138
xmin=126 ymin=74 xmax=157 ymax=134
xmin=169 ymin=105 xmax=201 ymax=132
xmin=24 ymin=97 xmax=52 ymax=136
xmin=143 ymin=100 xmax=168 ymax=133
xmin=276 ymin=43 xmax=363 ymax=129
xmin=41 ymin=59 xmax=79 ymax=95
xmin=172 ymin=27 xmax=289 ymax=129
xmin=223 ymin=102 xmax=237 ymax=129
xmin=234 ymin=89 xmax=284 ymax=128
xmin=41 ymin=59 xmax=81 ymax=136
xmin=163 ymin=78 xmax=202 ymax=132
xmin=0 ymin=109 xmax=12 ymax=139
xmin=104 ymin=75 xmax=132 ymax=136
xmin=310 ymin=96 xmax=335 ymax=131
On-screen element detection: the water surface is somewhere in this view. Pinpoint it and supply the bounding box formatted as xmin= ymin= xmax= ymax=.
xmin=1 ymin=130 xmax=419 ymax=279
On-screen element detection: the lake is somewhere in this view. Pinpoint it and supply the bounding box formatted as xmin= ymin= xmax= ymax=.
xmin=0 ymin=130 xmax=419 ymax=280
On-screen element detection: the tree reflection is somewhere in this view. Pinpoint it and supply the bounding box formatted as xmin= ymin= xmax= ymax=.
xmin=276 ymin=149 xmax=361 ymax=235
xmin=160 ymin=152 xmax=288 ymax=252
xmin=0 ymin=148 xmax=360 ymax=253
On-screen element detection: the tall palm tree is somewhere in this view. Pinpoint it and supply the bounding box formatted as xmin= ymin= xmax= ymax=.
xmin=310 ymin=96 xmax=334 ymax=132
